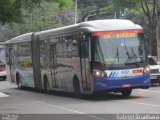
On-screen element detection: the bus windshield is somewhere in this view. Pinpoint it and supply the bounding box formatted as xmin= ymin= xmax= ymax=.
xmin=92 ymin=30 xmax=146 ymax=65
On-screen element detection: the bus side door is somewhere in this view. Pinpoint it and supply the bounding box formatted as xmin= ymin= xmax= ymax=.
xmin=80 ymin=40 xmax=91 ymax=91
xmin=8 ymin=48 xmax=15 ymax=83
xmin=50 ymin=44 xmax=57 ymax=88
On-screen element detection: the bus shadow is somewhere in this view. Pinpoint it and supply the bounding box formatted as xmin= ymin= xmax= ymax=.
xmin=83 ymin=92 xmax=148 ymax=101
xmin=0 ymin=79 xmax=7 ymax=81
xmin=151 ymin=83 xmax=160 ymax=87
xmin=47 ymin=91 xmax=148 ymax=102
xmin=13 ymin=87 xmax=148 ymax=101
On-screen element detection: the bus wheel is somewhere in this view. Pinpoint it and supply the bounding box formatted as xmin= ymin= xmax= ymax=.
xmin=16 ymin=74 xmax=22 ymax=89
xmin=44 ymin=79 xmax=50 ymax=94
xmin=121 ymin=89 xmax=132 ymax=97
xmin=2 ymin=76 xmax=7 ymax=81
xmin=1 ymin=76 xmax=6 ymax=81
xmin=73 ymin=79 xmax=82 ymax=98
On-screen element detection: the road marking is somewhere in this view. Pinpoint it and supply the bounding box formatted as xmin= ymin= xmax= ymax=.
xmin=37 ymin=100 xmax=106 ymax=120
xmin=136 ymin=89 xmax=160 ymax=94
xmin=0 ymin=92 xmax=9 ymax=97
xmin=118 ymin=100 xmax=160 ymax=108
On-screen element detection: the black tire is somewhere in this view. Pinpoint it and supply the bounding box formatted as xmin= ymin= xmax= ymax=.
xmin=0 ymin=76 xmax=6 ymax=81
xmin=121 ymin=89 xmax=132 ymax=97
xmin=73 ymin=79 xmax=82 ymax=98
xmin=16 ymin=74 xmax=22 ymax=89
xmin=2 ymin=76 xmax=7 ymax=81
xmin=158 ymin=78 xmax=160 ymax=86
xmin=44 ymin=79 xmax=50 ymax=94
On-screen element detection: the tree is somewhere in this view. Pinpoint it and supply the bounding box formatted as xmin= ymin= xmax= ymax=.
xmin=140 ymin=0 xmax=157 ymax=55
xmin=78 ymin=0 xmax=111 ymax=22
xmin=0 ymin=0 xmax=22 ymax=24
xmin=0 ymin=0 xmax=74 ymax=41
xmin=0 ymin=0 xmax=72 ymax=24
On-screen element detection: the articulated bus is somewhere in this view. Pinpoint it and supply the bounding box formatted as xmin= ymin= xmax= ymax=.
xmin=6 ymin=19 xmax=151 ymax=97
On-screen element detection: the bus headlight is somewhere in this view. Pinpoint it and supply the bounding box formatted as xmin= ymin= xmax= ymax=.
xmin=143 ymin=66 xmax=150 ymax=73
xmin=93 ymin=69 xmax=106 ymax=77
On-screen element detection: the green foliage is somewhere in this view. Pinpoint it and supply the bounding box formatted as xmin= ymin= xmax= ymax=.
xmin=54 ymin=0 xmax=73 ymax=9
xmin=78 ymin=0 xmax=111 ymax=21
xmin=80 ymin=5 xmax=97 ymax=21
xmin=18 ymin=0 xmax=42 ymax=8
xmin=0 ymin=0 xmax=23 ymax=24
xmin=3 ymin=1 xmax=74 ymax=37
xmin=0 ymin=0 xmax=72 ymax=24
xmin=112 ymin=0 xmax=140 ymax=9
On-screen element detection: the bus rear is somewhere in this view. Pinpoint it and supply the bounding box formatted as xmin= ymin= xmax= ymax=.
xmin=91 ymin=29 xmax=150 ymax=96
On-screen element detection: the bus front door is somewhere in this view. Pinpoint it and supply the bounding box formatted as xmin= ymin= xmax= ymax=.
xmin=50 ymin=44 xmax=57 ymax=88
xmin=80 ymin=41 xmax=91 ymax=91
xmin=8 ymin=48 xmax=15 ymax=83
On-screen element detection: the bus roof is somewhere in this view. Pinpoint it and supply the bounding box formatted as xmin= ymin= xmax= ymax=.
xmin=37 ymin=19 xmax=143 ymax=40
xmin=6 ymin=32 xmax=32 ymax=44
xmin=80 ymin=19 xmax=142 ymax=32
xmin=6 ymin=19 xmax=143 ymax=43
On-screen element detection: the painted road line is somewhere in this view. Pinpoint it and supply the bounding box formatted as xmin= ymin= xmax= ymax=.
xmin=136 ymin=89 xmax=160 ymax=94
xmin=37 ymin=100 xmax=106 ymax=120
xmin=0 ymin=92 xmax=9 ymax=97
xmin=118 ymin=100 xmax=160 ymax=108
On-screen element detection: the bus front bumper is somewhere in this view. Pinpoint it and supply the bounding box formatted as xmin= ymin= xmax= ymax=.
xmin=94 ymin=73 xmax=151 ymax=92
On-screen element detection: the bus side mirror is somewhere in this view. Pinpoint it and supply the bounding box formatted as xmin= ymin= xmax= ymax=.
xmin=81 ymin=32 xmax=86 ymax=41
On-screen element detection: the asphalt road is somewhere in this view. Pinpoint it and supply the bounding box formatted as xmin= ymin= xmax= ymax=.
xmin=0 ymin=80 xmax=160 ymax=120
